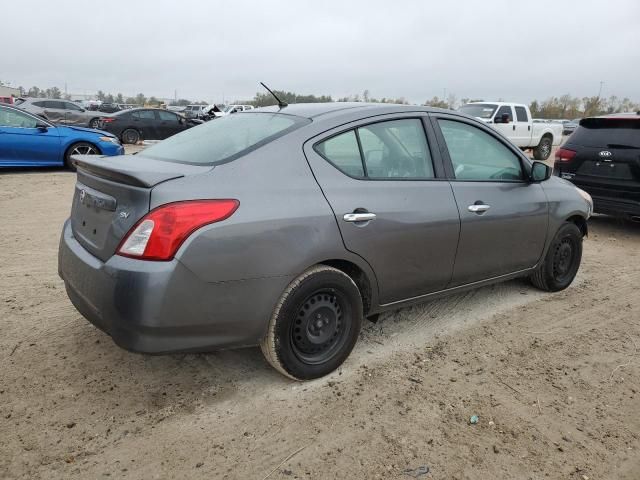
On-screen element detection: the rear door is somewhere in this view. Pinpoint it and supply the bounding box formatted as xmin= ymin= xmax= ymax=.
xmin=513 ymin=105 xmax=532 ymax=147
xmin=431 ymin=114 xmax=548 ymax=286
xmin=0 ymin=106 xmax=61 ymax=166
xmin=304 ymin=114 xmax=460 ymax=305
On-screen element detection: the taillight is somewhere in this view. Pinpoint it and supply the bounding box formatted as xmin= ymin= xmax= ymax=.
xmin=117 ymin=200 xmax=239 ymax=261
xmin=555 ymin=148 xmax=576 ymax=163
xmin=101 ymin=117 xmax=116 ymax=123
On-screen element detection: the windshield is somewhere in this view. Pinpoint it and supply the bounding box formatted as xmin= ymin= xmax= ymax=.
xmin=141 ymin=112 xmax=310 ymax=165
xmin=459 ymin=103 xmax=498 ymax=119
xmin=571 ymin=118 xmax=640 ymax=148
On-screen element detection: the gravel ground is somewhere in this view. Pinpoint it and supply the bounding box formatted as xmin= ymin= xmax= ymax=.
xmin=1 ymin=151 xmax=639 ymax=479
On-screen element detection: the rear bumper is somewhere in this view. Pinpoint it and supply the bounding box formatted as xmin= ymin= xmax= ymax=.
xmin=58 ymin=220 xmax=290 ymax=353
xmin=567 ymin=183 xmax=640 ymax=217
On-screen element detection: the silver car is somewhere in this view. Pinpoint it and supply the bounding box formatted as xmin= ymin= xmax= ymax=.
xmin=58 ymin=103 xmax=593 ymax=380
xmin=15 ymin=98 xmax=105 ymax=128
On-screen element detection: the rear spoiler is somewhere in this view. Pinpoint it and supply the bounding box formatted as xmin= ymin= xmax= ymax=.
xmin=72 ymin=155 xmax=185 ymax=188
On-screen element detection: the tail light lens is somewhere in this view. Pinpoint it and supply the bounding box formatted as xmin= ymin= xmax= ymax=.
xmin=117 ymin=200 xmax=239 ymax=261
xmin=555 ymin=148 xmax=576 ymax=163
xmin=101 ymin=117 xmax=116 ymax=123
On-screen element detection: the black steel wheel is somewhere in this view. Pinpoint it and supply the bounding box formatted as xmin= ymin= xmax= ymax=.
xmin=531 ymin=222 xmax=583 ymax=291
xmin=261 ymin=265 xmax=363 ymax=380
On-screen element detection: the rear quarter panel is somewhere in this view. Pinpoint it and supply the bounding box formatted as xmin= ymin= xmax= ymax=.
xmin=149 ymin=132 xmax=380 ymax=306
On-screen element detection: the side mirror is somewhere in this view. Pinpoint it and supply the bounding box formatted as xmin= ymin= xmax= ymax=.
xmin=35 ymin=122 xmax=48 ymax=131
xmin=530 ymin=161 xmax=552 ymax=182
xmin=495 ymin=113 xmax=510 ymax=124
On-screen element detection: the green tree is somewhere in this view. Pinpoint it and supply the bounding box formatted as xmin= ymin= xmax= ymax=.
xmin=115 ymin=93 xmax=124 ymax=104
xmin=424 ymin=96 xmax=448 ymax=109
xmin=49 ymin=86 xmax=62 ymax=99
xmin=96 ymin=90 xmax=106 ymax=101
xmin=28 ymin=86 xmax=41 ymax=97
xmin=135 ymin=93 xmax=146 ymax=105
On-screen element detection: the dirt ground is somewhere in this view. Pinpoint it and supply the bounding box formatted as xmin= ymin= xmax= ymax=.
xmin=1 ymin=160 xmax=639 ymax=479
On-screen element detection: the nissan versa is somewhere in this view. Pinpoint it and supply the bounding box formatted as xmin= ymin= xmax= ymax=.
xmin=58 ymin=103 xmax=593 ymax=380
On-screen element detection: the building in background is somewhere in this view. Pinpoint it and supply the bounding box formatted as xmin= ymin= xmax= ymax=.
xmin=0 ymin=85 xmax=21 ymax=104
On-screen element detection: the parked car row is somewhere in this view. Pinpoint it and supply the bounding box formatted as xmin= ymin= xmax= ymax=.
xmin=0 ymin=104 xmax=123 ymax=168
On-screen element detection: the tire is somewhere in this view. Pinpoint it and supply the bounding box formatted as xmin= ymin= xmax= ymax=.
xmin=533 ymin=135 xmax=553 ymax=160
xmin=64 ymin=142 xmax=101 ymax=171
xmin=121 ymin=128 xmax=141 ymax=144
xmin=89 ymin=118 xmax=101 ymax=129
xmin=260 ymin=265 xmax=363 ymax=380
xmin=530 ymin=222 xmax=583 ymax=292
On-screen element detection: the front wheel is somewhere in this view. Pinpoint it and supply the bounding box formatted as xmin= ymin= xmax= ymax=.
xmin=64 ymin=142 xmax=101 ymax=171
xmin=260 ymin=265 xmax=363 ymax=380
xmin=530 ymin=222 xmax=583 ymax=292
xmin=533 ymin=136 xmax=553 ymax=160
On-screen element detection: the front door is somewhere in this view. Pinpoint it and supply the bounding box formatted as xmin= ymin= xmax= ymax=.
xmin=156 ymin=110 xmax=185 ymax=139
xmin=0 ymin=106 xmax=60 ymax=166
xmin=492 ymin=105 xmax=516 ymax=142
xmin=432 ymin=115 xmax=548 ymax=286
xmin=304 ymin=115 xmax=460 ymax=305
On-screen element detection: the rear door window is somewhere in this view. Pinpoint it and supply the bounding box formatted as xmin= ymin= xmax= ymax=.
xmin=133 ymin=110 xmax=156 ymax=120
xmin=315 ymin=130 xmax=364 ymax=177
xmin=515 ymin=106 xmax=528 ymax=122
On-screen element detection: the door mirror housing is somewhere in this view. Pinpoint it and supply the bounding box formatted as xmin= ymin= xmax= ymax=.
xmin=494 ymin=113 xmax=511 ymax=124
xmin=35 ymin=122 xmax=49 ymax=131
xmin=530 ymin=161 xmax=552 ymax=182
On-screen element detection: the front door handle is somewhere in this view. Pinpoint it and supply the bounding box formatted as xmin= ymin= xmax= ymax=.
xmin=343 ymin=212 xmax=376 ymax=222
xmin=512 ymin=125 xmax=516 ymax=131
xmin=468 ymin=204 xmax=490 ymax=214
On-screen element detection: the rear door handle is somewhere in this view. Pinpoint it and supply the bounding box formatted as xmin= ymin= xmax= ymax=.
xmin=468 ymin=204 xmax=490 ymax=214
xmin=343 ymin=213 xmax=376 ymax=222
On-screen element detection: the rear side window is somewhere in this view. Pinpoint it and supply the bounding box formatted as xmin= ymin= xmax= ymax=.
xmin=315 ymin=119 xmax=435 ymax=180
xmin=438 ymin=119 xmax=523 ymax=181
xmin=32 ymin=101 xmax=46 ymax=107
xmin=141 ymin=112 xmax=308 ymax=165
xmin=158 ymin=110 xmax=179 ymax=122
xmin=570 ymin=118 xmax=640 ymax=148
xmin=315 ymin=131 xmax=364 ymax=177
xmin=515 ymin=106 xmax=528 ymax=122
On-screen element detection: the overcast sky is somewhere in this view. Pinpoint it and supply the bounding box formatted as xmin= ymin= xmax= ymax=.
xmin=3 ymin=0 xmax=639 ymax=104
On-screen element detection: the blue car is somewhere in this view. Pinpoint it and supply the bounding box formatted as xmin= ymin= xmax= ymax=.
xmin=0 ymin=104 xmax=124 ymax=169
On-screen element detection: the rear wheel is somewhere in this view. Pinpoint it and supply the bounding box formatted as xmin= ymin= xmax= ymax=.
xmin=64 ymin=142 xmax=101 ymax=171
xmin=530 ymin=222 xmax=583 ymax=292
xmin=121 ymin=128 xmax=141 ymax=144
xmin=533 ymin=135 xmax=553 ymax=160
xmin=89 ymin=118 xmax=101 ymax=129
xmin=260 ymin=266 xmax=363 ymax=380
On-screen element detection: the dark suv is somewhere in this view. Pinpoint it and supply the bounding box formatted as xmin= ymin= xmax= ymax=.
xmin=554 ymin=113 xmax=640 ymax=220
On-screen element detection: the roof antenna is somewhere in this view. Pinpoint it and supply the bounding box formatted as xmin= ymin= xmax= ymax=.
xmin=260 ymin=82 xmax=288 ymax=108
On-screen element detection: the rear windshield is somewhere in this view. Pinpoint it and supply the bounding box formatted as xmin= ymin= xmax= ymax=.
xmin=571 ymin=118 xmax=640 ymax=148
xmin=459 ymin=104 xmax=498 ymax=119
xmin=140 ymin=112 xmax=309 ymax=165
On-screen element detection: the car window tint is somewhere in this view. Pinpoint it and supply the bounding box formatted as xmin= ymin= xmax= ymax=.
xmin=46 ymin=101 xmax=63 ymax=109
xmin=32 ymin=101 xmax=46 ymax=108
xmin=495 ymin=106 xmax=513 ymax=121
xmin=358 ymin=119 xmax=434 ymax=179
xmin=133 ymin=110 xmax=156 ymax=120
xmin=65 ymin=102 xmax=83 ymax=111
xmin=438 ymin=120 xmax=523 ymax=181
xmin=142 ymin=112 xmax=307 ymax=165
xmin=315 ymin=130 xmax=364 ymax=177
xmin=158 ymin=110 xmax=179 ymax=122
xmin=515 ymin=106 xmax=528 ymax=122
xmin=0 ymin=107 xmax=38 ymax=128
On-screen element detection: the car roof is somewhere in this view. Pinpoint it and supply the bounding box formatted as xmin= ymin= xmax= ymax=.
xmin=254 ymin=102 xmax=444 ymax=120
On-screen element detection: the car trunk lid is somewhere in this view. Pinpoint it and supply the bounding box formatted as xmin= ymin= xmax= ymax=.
xmin=70 ymin=154 xmax=211 ymax=261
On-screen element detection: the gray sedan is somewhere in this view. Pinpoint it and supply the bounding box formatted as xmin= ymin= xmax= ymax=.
xmin=58 ymin=103 xmax=593 ymax=380
xmin=15 ymin=98 xmax=105 ymax=128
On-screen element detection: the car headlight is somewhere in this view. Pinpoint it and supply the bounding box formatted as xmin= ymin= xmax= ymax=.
xmin=576 ymin=187 xmax=593 ymax=218
xmin=99 ymin=136 xmax=120 ymax=144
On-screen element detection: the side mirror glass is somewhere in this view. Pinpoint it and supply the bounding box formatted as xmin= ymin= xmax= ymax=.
xmin=531 ymin=161 xmax=551 ymax=182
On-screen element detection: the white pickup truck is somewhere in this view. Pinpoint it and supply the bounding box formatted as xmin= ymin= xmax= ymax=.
xmin=459 ymin=102 xmax=563 ymax=160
